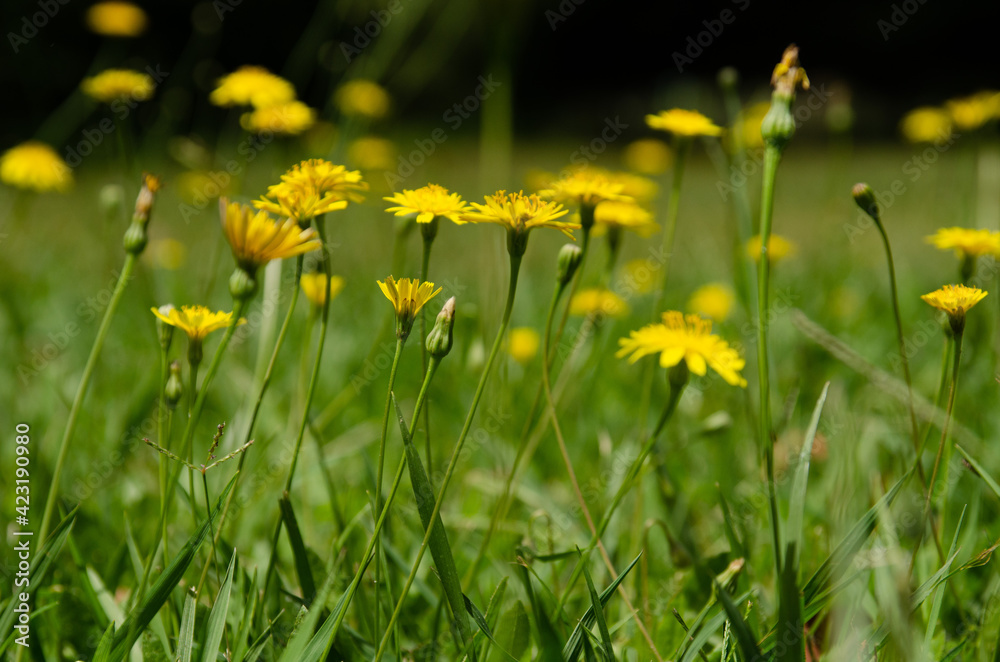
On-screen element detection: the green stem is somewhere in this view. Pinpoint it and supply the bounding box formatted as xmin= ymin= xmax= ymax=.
xmin=39 ymin=252 xmax=137 ymax=546
xmin=420 ymin=233 xmax=434 ymax=472
xmin=923 ymin=328 xmax=963 ymax=536
xmin=157 ymin=349 xmax=169 ymax=562
xmin=201 ymin=471 xmax=221 ymax=594
xmin=187 ymin=358 xmax=201 ymax=527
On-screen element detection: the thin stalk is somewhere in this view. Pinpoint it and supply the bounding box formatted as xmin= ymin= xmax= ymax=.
xmin=201 ymin=471 xmax=221 ymax=593
xmin=187 ymin=357 xmax=201 ymax=526
xmin=420 ymin=232 xmax=434 ymax=470
xmin=157 ymin=349 xmax=169 ymax=561
xmin=39 ymin=252 xmax=137 ymax=546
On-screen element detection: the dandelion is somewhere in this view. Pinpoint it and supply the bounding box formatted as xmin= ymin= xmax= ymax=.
xmin=210 ymin=66 xmax=295 ymax=109
xmin=617 ymin=311 xmax=746 ymax=387
xmin=926 ymin=227 xmax=1000 ymax=259
xmin=85 ymin=1 xmax=147 ymax=36
xmin=645 ymin=109 xmax=724 ymax=137
xmin=921 ymin=284 xmax=987 ymax=326
xmin=255 ymin=159 xmax=368 ymax=224
xmin=348 ymin=136 xmax=397 ymax=171
xmin=508 ymin=327 xmax=540 ymax=365
xmin=300 ymin=272 xmax=345 ymax=308
xmin=747 ymin=233 xmax=796 ymax=263
xmin=687 ymin=283 xmax=735 ymax=322
xmin=378 ymin=276 xmax=442 ymax=340
xmin=593 ymin=200 xmax=658 ymax=236
xmin=0 ymin=141 xmax=72 ymax=192
xmin=569 ymin=288 xmax=629 ymax=318
xmin=240 ymin=101 xmax=316 ymax=135
xmin=384 ymin=184 xmax=472 ymax=224
xmin=623 ymin=139 xmax=672 ymax=175
xmin=81 ymin=69 xmax=154 ymax=104
xmin=461 ymin=190 xmax=575 ymax=257
xmin=334 ymin=79 xmax=391 ymax=119
xmin=945 ymin=91 xmax=1000 ymax=131
xmin=538 ymin=168 xmax=632 ymax=209
xmin=900 ymin=107 xmax=952 ymax=144
xmin=151 ymin=305 xmax=246 ymax=343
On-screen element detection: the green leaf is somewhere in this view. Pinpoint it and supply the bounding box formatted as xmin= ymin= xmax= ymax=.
xmin=676 ymin=592 xmax=753 ymax=662
xmin=562 ymin=553 xmax=641 ymax=661
xmin=518 ymin=564 xmax=563 ymax=660
xmin=92 ymin=622 xmax=116 ymax=662
xmin=279 ymin=494 xmax=317 ymax=605
xmin=785 ymin=382 xmax=829 ymax=571
xmin=955 ymin=444 xmax=1000 ymax=500
xmin=579 ymin=549 xmax=616 ymax=662
xmin=279 ymin=550 xmax=343 ymax=662
xmin=491 ymin=602 xmax=530 ymax=662
xmin=201 ymin=550 xmax=237 ymax=662
xmin=232 ymin=569 xmax=258 ymax=662
xmin=464 ymin=593 xmax=519 ymax=662
xmin=177 ymin=593 xmax=197 ymax=662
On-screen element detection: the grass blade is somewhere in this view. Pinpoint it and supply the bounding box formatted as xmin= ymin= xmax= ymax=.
xmin=92 ymin=622 xmax=116 ymax=662
xmin=562 ymin=553 xmax=641 ymax=661
xmin=578 ymin=549 xmax=616 ymax=662
xmin=201 ymin=550 xmax=237 ymax=662
xmin=279 ymin=494 xmax=317 ymax=605
xmin=177 ymin=593 xmax=197 ymax=662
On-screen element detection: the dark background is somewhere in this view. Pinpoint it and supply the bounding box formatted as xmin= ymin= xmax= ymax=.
xmin=2 ymin=0 xmax=998 ymax=148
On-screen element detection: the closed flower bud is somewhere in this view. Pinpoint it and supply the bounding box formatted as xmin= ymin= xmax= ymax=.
xmin=556 ymin=244 xmax=583 ymax=287
xmin=852 ymin=183 xmax=879 ymax=220
xmin=426 ymin=296 xmax=456 ymax=359
xmin=229 ymin=267 xmax=258 ymax=301
xmin=156 ymin=304 xmax=175 ymax=352
xmin=123 ymin=173 xmax=161 ymax=255
xmin=165 ymin=360 xmax=183 ymax=409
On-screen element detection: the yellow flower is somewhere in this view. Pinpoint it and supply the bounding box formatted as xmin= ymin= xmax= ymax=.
xmin=347 ymin=136 xmax=397 ymax=171
xmin=926 ymin=227 xmax=1000 ymax=259
xmin=945 ymin=91 xmax=1000 ymax=131
xmin=300 ymin=273 xmax=345 ymax=307
xmin=623 ymin=139 xmax=672 ymax=175
xmin=617 ymin=311 xmax=746 ymax=387
xmin=462 ymin=190 xmax=577 ymax=240
xmin=384 ymin=184 xmax=471 ymax=224
xmin=747 ymin=234 xmax=796 ymax=263
xmin=81 ymin=69 xmax=154 ymax=104
xmin=240 ymin=101 xmax=316 ymax=135
xmin=0 ymin=141 xmax=72 ymax=192
xmin=85 ymin=1 xmax=147 ymax=37
xmin=569 ymin=288 xmax=629 ymax=318
xmin=210 ymin=66 xmax=295 ymax=109
xmin=621 ymin=258 xmax=659 ymax=294
xmin=921 ymin=284 xmax=987 ymax=319
xmin=538 ymin=168 xmax=632 ymax=207
xmin=645 ymin=109 xmax=723 ymax=138
xmin=593 ymin=201 xmax=658 ymax=237
xmin=607 ymin=172 xmax=658 ymax=204
xmin=220 ymin=198 xmax=322 ymax=271
xmin=151 ymin=305 xmax=245 ymax=341
xmin=378 ymin=276 xmax=442 ymax=338
xmin=730 ymin=101 xmax=770 ymax=151
xmin=900 ymin=107 xmax=952 ymax=143
xmin=255 ymin=159 xmax=368 ymax=223
xmin=508 ymin=327 xmax=540 ymax=365
xmin=687 ymin=283 xmax=735 ymax=322
xmin=334 ymin=79 xmax=391 ymax=119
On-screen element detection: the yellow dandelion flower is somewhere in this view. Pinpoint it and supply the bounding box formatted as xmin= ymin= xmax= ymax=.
xmin=240 ymin=101 xmax=316 ymax=135
xmin=921 ymin=284 xmax=987 ymax=320
xmin=81 ymin=69 xmax=154 ymax=104
xmin=255 ymin=159 xmax=368 ymax=223
xmin=220 ymin=198 xmax=322 ymax=272
xmin=462 ymin=190 xmax=577 ymax=242
xmin=210 ymin=66 xmax=295 ymax=109
xmin=384 ymin=184 xmax=471 ymax=224
xmin=508 ymin=327 xmax=540 ymax=365
xmin=593 ymin=200 xmax=658 ymax=237
xmin=378 ymin=276 xmax=441 ymax=339
xmin=623 ymin=139 xmax=672 ymax=175
xmin=621 ymin=258 xmax=659 ymax=294
xmin=687 ymin=283 xmax=735 ymax=322
xmin=0 ymin=141 xmax=72 ymax=192
xmin=85 ymin=1 xmax=147 ymax=37
xmin=334 ymin=79 xmax=391 ymax=119
xmin=926 ymin=227 xmax=1000 ymax=259
xmin=646 ymin=109 xmax=723 ymax=138
xmin=538 ymin=168 xmax=632 ymax=208
xmin=151 ymin=305 xmax=245 ymax=341
xmin=607 ymin=171 xmax=658 ymax=204
xmin=347 ymin=136 xmax=397 ymax=171
xmin=569 ymin=288 xmax=629 ymax=318
xmin=747 ymin=234 xmax=796 ymax=263
xmin=900 ymin=107 xmax=952 ymax=143
xmin=945 ymin=91 xmax=1000 ymax=131
xmin=300 ymin=273 xmax=345 ymax=307
xmin=617 ymin=311 xmax=746 ymax=387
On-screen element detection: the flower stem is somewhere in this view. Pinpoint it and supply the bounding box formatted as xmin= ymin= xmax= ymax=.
xmin=420 ymin=232 xmax=434 ymax=471
xmin=187 ymin=357 xmax=201 ymax=527
xmin=157 ymin=348 xmax=169 ymax=560
xmin=39 ymin=252 xmax=137 ymax=546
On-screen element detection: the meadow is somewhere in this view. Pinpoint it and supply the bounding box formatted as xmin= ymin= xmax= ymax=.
xmin=2 ymin=14 xmax=1000 ymax=662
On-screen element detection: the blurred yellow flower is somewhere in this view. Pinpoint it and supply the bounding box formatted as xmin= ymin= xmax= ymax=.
xmin=210 ymin=66 xmax=295 ymax=109
xmin=176 ymin=170 xmax=232 ymax=204
xmin=462 ymin=190 xmax=577 ymax=239
xmin=240 ymin=101 xmax=316 ymax=135
xmin=623 ymin=139 xmax=672 ymax=175
xmin=617 ymin=311 xmax=746 ymax=387
xmin=384 ymin=184 xmax=471 ymax=224
xmin=687 ymin=283 xmax=735 ymax=322
xmin=220 ymin=199 xmax=322 ymax=271
xmin=524 ymin=169 xmax=555 ymax=193
xmin=0 ymin=141 xmax=72 ymax=192
xmin=570 ymin=288 xmax=629 ymax=318
xmin=900 ymin=107 xmax=952 ymax=143
xmin=151 ymin=305 xmax=245 ymax=341
xmin=945 ymin=91 xmax=1000 ymax=131
xmin=747 ymin=234 xmax=796 ymax=263
xmin=145 ymin=238 xmax=187 ymax=270
xmin=81 ymin=69 xmax=154 ymax=104
xmin=255 ymin=159 xmax=368 ymax=223
xmin=926 ymin=227 xmax=1000 ymax=259
xmin=921 ymin=284 xmax=987 ymax=319
xmin=85 ymin=1 xmax=147 ymax=37
xmin=378 ymin=276 xmax=441 ymax=338
xmin=607 ymin=171 xmax=658 ymax=204
xmin=621 ymin=258 xmax=659 ymax=294
xmin=347 ymin=136 xmax=397 ymax=171
xmin=335 ymin=79 xmax=391 ymax=119
xmin=730 ymin=101 xmax=770 ymax=150
xmin=300 ymin=273 xmax=345 ymax=307
xmin=593 ymin=200 xmax=658 ymax=237
xmin=646 ymin=109 xmax=723 ymax=137
xmin=507 ymin=327 xmax=540 ymax=365
xmin=538 ymin=167 xmax=632 ymax=207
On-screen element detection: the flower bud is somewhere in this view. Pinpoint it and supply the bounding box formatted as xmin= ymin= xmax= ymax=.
xmin=426 ymin=297 xmax=456 ymax=359
xmin=851 ymin=183 xmax=879 ymax=220
xmin=123 ymin=173 xmax=161 ymax=255
xmin=556 ymin=244 xmax=583 ymax=287
xmin=761 ymin=45 xmax=809 ymax=151
xmin=229 ymin=267 xmax=258 ymax=301
xmin=165 ymin=360 xmax=183 ymax=409
xmin=155 ymin=304 xmax=175 ymax=352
